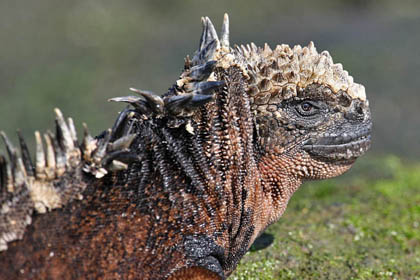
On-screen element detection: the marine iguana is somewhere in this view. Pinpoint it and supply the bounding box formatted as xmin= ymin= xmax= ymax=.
xmin=0 ymin=14 xmax=371 ymax=279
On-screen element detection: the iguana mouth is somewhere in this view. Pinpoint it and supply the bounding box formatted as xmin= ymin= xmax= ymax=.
xmin=303 ymin=123 xmax=372 ymax=161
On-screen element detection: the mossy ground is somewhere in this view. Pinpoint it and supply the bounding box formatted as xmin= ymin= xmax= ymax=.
xmin=231 ymin=156 xmax=420 ymax=279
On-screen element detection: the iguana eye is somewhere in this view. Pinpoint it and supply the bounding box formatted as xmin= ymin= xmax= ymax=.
xmin=301 ymin=102 xmax=312 ymax=111
xmin=296 ymin=101 xmax=319 ymax=116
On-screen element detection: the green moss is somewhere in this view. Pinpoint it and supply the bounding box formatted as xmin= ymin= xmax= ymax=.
xmin=231 ymin=156 xmax=420 ymax=279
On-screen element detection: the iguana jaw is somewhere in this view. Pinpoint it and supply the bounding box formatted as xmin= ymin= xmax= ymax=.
xmin=303 ymin=121 xmax=372 ymax=161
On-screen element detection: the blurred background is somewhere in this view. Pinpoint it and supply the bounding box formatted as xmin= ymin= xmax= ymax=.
xmin=0 ymin=0 xmax=419 ymax=159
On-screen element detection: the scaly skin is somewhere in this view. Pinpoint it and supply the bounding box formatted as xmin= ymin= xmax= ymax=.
xmin=0 ymin=14 xmax=371 ymax=279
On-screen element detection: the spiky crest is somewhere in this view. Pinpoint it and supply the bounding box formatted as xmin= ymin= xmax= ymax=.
xmin=0 ymin=108 xmax=138 ymax=251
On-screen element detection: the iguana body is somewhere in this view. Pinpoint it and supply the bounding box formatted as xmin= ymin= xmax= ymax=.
xmin=0 ymin=14 xmax=371 ymax=279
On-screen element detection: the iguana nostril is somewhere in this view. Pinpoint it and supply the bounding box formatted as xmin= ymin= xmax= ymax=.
xmin=344 ymin=100 xmax=366 ymax=121
xmin=356 ymin=104 xmax=364 ymax=115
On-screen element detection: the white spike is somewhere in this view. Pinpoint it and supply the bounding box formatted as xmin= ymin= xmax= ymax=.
xmin=246 ymin=44 xmax=252 ymax=53
xmin=220 ymin=13 xmax=230 ymax=48
xmin=54 ymin=149 xmax=66 ymax=176
xmin=54 ymin=108 xmax=74 ymax=152
xmin=14 ymin=157 xmax=27 ymax=186
xmin=263 ymin=43 xmax=272 ymax=54
xmin=67 ymin=117 xmax=78 ymax=143
xmin=44 ymin=134 xmax=56 ymax=179
xmin=250 ymin=42 xmax=258 ymax=52
xmin=35 ymin=131 xmax=46 ymax=180
xmin=109 ymin=160 xmax=128 ymax=172
xmin=95 ymin=168 xmax=108 ymax=179
xmin=92 ymin=129 xmax=111 ymax=164
xmin=241 ymin=45 xmax=249 ymax=57
xmin=5 ymin=160 xmax=13 ymax=192
xmin=82 ymin=123 xmax=96 ymax=161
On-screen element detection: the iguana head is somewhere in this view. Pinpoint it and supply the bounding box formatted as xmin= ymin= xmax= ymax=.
xmin=235 ymin=42 xmax=372 ymax=180
xmin=175 ymin=14 xmax=372 ymax=181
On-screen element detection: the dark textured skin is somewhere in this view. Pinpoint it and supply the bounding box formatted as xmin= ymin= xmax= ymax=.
xmin=0 ymin=63 xmax=371 ymax=279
